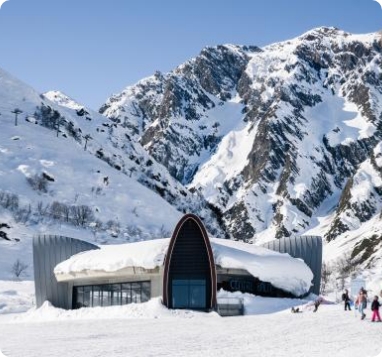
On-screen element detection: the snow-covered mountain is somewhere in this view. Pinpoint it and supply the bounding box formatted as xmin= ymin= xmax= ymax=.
xmin=0 ymin=68 xmax=225 ymax=278
xmin=43 ymin=90 xmax=226 ymax=235
xmin=100 ymin=27 xmax=382 ymax=273
xmin=0 ymin=68 xmax=182 ymax=234
xmin=2 ymin=26 xmax=382 ymax=282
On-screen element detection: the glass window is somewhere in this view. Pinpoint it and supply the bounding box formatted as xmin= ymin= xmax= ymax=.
xmin=83 ymin=286 xmax=92 ymax=307
xmin=173 ymin=280 xmax=189 ymax=286
xmin=92 ymin=286 xmax=102 ymax=307
xmin=75 ymin=286 xmax=83 ymax=309
xmin=102 ymin=285 xmax=112 ymax=307
xmin=132 ymin=283 xmax=142 ymax=303
xmin=191 ymin=280 xmax=206 ymax=285
xmin=190 ymin=283 xmax=206 ymax=308
xmin=122 ymin=283 xmax=132 ymax=304
xmin=73 ymin=281 xmax=151 ymax=309
xmin=111 ymin=284 xmax=121 ymax=306
xmin=141 ymin=282 xmax=150 ymax=302
xmin=172 ymin=283 xmax=189 ymax=308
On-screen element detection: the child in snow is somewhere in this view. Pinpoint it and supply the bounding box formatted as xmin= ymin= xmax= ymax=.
xmin=313 ymin=297 xmax=323 ymax=312
xmin=371 ymin=295 xmax=381 ymax=322
xmin=355 ymin=290 xmax=367 ymax=320
xmin=342 ymin=289 xmax=351 ymax=311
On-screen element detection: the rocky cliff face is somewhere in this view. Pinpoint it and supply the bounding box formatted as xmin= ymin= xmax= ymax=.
xmin=100 ymin=45 xmax=260 ymax=184
xmin=100 ymin=27 xmax=382 ymax=267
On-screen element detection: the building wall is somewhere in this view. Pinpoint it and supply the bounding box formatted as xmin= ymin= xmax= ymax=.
xmin=33 ymin=231 xmax=321 ymax=311
xmin=33 ymin=235 xmax=99 ymax=309
xmin=261 ymin=235 xmax=322 ymax=295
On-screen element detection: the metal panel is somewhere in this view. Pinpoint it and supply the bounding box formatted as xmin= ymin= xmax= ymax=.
xmin=312 ymin=236 xmax=322 ymax=295
xmin=274 ymin=239 xmax=280 ymax=253
xmin=295 ymin=236 xmax=302 ymax=258
xmin=262 ymin=235 xmax=322 ymax=295
xmin=57 ymin=237 xmax=65 ymax=309
xmin=48 ymin=237 xmax=58 ymax=308
xmin=33 ymin=236 xmax=44 ymax=307
xmin=33 ymin=235 xmax=99 ymax=309
xmin=289 ymin=237 xmax=295 ymax=257
xmin=278 ymin=239 xmax=284 ymax=254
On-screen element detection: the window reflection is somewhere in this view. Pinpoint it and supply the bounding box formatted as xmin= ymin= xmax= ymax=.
xmin=83 ymin=286 xmax=91 ymax=307
xmin=92 ymin=286 xmax=102 ymax=307
xmin=112 ymin=284 xmax=121 ymax=306
xmin=122 ymin=283 xmax=132 ymax=304
xmin=73 ymin=281 xmax=151 ymax=309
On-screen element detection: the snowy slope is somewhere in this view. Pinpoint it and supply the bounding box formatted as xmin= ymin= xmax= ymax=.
xmin=1 ymin=294 xmax=382 ymax=357
xmin=0 ymin=119 xmax=182 ymax=228
xmin=0 ymin=69 xmax=186 ymax=280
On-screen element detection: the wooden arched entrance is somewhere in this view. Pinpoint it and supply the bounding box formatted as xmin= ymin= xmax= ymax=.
xmin=163 ymin=214 xmax=216 ymax=310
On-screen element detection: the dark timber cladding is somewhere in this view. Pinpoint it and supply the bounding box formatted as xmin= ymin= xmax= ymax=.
xmin=163 ymin=214 xmax=217 ymax=310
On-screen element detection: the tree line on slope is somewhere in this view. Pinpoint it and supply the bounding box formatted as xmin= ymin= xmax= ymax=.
xmin=0 ymin=189 xmax=171 ymax=243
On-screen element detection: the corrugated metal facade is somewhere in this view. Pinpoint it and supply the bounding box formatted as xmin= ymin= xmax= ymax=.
xmin=33 ymin=235 xmax=99 ymax=309
xmin=261 ymin=235 xmax=322 ymax=295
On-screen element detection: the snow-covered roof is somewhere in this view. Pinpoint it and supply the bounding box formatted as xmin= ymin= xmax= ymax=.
xmin=54 ymin=238 xmax=313 ymax=296
xmin=211 ymin=239 xmax=312 ymax=296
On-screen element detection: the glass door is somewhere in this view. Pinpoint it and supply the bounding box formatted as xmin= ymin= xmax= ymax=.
xmin=172 ymin=279 xmax=206 ymax=309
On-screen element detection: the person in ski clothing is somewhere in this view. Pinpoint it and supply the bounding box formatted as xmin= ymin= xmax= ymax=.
xmin=371 ymin=295 xmax=381 ymax=322
xmin=313 ymin=296 xmax=323 ymax=312
xmin=342 ymin=289 xmax=351 ymax=311
xmin=355 ymin=289 xmax=367 ymax=320
xmin=291 ymin=307 xmax=301 ymax=313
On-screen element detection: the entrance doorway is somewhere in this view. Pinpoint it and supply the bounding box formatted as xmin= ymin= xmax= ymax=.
xmin=163 ymin=214 xmax=217 ymax=311
xmin=172 ymin=279 xmax=206 ymax=309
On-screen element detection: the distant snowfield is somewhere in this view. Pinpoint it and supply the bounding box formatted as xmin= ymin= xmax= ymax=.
xmin=0 ymin=285 xmax=382 ymax=357
xmin=0 ymin=280 xmax=34 ymax=314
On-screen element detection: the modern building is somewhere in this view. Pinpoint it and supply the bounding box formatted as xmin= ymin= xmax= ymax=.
xmin=33 ymin=213 xmax=322 ymax=313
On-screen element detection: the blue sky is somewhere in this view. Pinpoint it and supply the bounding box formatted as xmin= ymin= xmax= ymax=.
xmin=0 ymin=0 xmax=381 ymax=110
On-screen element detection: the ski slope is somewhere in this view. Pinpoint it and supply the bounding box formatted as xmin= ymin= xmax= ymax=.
xmin=0 ymin=294 xmax=381 ymax=357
